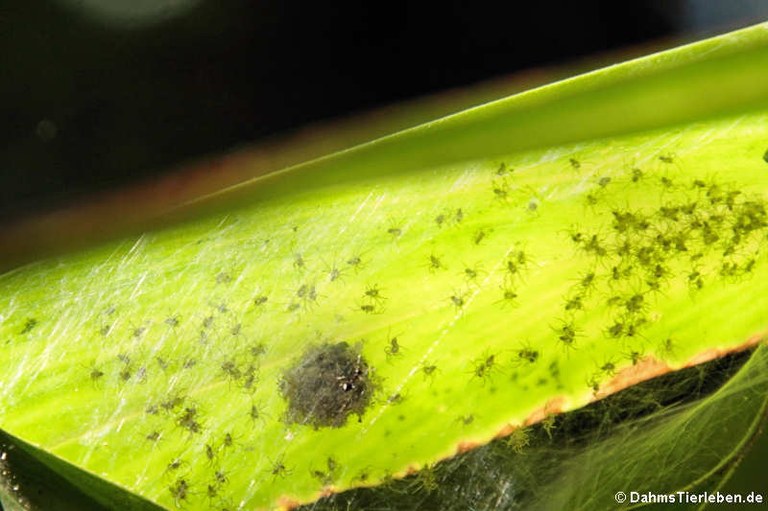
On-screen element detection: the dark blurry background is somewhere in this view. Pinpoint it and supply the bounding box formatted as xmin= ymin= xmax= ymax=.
xmin=1 ymin=0 xmax=768 ymax=224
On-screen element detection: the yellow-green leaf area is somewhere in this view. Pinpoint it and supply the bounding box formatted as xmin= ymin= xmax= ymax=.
xmin=2 ymin=108 xmax=768 ymax=510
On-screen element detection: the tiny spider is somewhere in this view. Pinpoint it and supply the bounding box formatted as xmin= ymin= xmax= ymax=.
xmin=495 ymin=162 xmax=511 ymax=176
xmin=270 ymin=457 xmax=291 ymax=480
xmin=166 ymin=457 xmax=186 ymax=473
xmin=293 ymin=252 xmax=306 ymax=269
xmin=473 ymin=229 xmax=488 ymax=245
xmin=449 ymin=291 xmax=467 ymax=311
xmin=88 ymin=364 xmax=104 ymax=382
xmin=346 ymin=254 xmax=363 ymax=269
xmin=204 ymin=443 xmax=216 ymax=462
xmin=384 ymin=335 xmax=403 ymax=359
xmin=358 ymin=303 xmax=379 ymax=314
xmin=601 ymin=361 xmax=616 ymax=376
xmin=248 ymin=403 xmax=267 ymax=424
xmin=421 ymin=364 xmax=438 ymax=380
xmin=169 ymin=478 xmax=189 ymax=507
xmin=427 ymin=253 xmax=445 ymax=272
xmin=363 ymin=284 xmax=386 ymax=304
xmin=461 ymin=262 xmax=485 ymax=284
xmin=20 ymin=317 xmax=38 ymax=334
xmin=327 ymin=264 xmax=345 ymax=282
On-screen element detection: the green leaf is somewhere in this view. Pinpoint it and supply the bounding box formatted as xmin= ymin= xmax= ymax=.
xmin=3 ymin=22 xmax=768 ymax=511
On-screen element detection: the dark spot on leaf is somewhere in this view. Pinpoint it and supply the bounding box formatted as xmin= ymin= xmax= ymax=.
xmin=20 ymin=318 xmax=38 ymax=334
xmin=279 ymin=342 xmax=375 ymax=428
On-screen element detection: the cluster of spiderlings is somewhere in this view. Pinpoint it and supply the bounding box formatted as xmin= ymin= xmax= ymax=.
xmin=310 ymin=456 xmax=340 ymax=487
xmin=460 ymin=341 xmax=551 ymax=390
xmin=358 ymin=283 xmax=386 ymax=314
xmin=491 ymin=162 xmax=514 ymax=204
xmin=287 ymin=282 xmax=319 ymax=312
xmin=386 ymin=218 xmax=404 ymax=240
xmin=83 ymin=303 xmax=283 ymax=508
xmin=491 ymin=176 xmax=512 ymax=203
xmin=482 ymin=164 xmax=537 ymax=283
xmin=219 ymin=356 xmax=260 ymax=393
xmin=434 ymin=207 xmax=465 ymax=228
xmin=565 ymin=158 xmax=768 ymax=360
xmin=56 ymin=213 xmax=405 ymax=508
xmin=489 ymin=160 xmax=538 ymax=217
xmin=469 ymin=354 xmax=498 ymax=384
xmin=427 ymin=251 xmax=447 ymax=273
xmin=176 ymin=405 xmax=203 ymax=434
xmin=496 ymin=248 xmax=529 ymax=309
